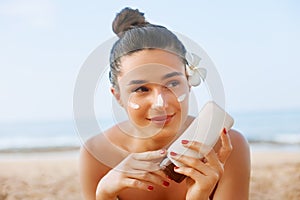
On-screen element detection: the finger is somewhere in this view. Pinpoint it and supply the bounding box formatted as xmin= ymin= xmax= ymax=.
xmin=115 ymin=159 xmax=162 ymax=174
xmin=132 ymin=149 xmax=167 ymax=161
xmin=204 ymin=150 xmax=224 ymax=178
xmin=170 ymin=152 xmax=223 ymax=184
xmin=130 ymin=160 xmax=161 ymax=172
xmin=122 ymin=178 xmax=156 ymax=191
xmin=181 ymin=140 xmax=201 ymax=151
xmin=169 ymin=151 xmax=211 ymax=173
xmin=173 ymin=165 xmax=204 ymax=180
xmin=205 ymin=149 xmax=220 ymax=167
xmin=181 ymin=140 xmax=212 ymax=157
xmin=126 ymin=171 xmax=170 ymax=188
xmin=132 ymin=157 xmax=168 ymax=178
xmin=152 ymin=168 xmax=170 ymax=179
xmin=218 ymin=129 xmax=233 ymax=163
xmin=174 ymin=166 xmax=220 ymax=186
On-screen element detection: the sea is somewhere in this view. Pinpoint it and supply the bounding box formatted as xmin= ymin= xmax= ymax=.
xmin=1 ymin=109 xmax=300 ymax=153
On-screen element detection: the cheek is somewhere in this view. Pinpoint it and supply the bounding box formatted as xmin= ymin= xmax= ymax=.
xmin=181 ymin=96 xmax=189 ymax=115
xmin=171 ymin=87 xmax=190 ymax=110
xmin=127 ymin=94 xmax=142 ymax=111
xmin=126 ymin=96 xmax=149 ymax=126
xmin=127 ymin=106 xmax=149 ymax=127
xmin=176 ymin=96 xmax=189 ymax=128
xmin=170 ymin=82 xmax=190 ymax=104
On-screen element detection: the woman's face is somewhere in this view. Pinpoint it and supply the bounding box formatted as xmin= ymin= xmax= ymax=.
xmin=113 ymin=49 xmax=190 ymax=139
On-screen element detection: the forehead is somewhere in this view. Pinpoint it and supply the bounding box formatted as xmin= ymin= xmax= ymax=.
xmin=119 ymin=49 xmax=185 ymax=76
xmin=119 ymin=64 xmax=184 ymax=87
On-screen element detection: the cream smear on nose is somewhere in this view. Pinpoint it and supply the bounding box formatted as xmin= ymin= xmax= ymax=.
xmin=130 ymin=93 xmax=186 ymax=109
xmin=150 ymin=93 xmax=164 ymax=109
xmin=155 ymin=94 xmax=164 ymax=107
xmin=129 ymin=94 xmax=165 ymax=110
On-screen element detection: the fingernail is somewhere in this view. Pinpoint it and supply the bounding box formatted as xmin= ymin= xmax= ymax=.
xmin=181 ymin=140 xmax=189 ymax=144
xmin=160 ymin=149 xmax=166 ymax=154
xmin=162 ymin=181 xmax=170 ymax=187
xmin=174 ymin=166 xmax=179 ymax=170
xmin=223 ymin=128 xmax=227 ymax=134
xmin=148 ymin=185 xmax=154 ymax=191
xmin=170 ymin=151 xmax=177 ymax=156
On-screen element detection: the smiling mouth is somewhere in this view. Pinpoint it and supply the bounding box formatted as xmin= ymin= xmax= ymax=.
xmin=147 ymin=114 xmax=175 ymax=125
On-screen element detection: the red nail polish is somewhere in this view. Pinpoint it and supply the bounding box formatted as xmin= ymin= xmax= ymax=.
xmin=148 ymin=185 xmax=154 ymax=191
xmin=174 ymin=166 xmax=179 ymax=170
xmin=223 ymin=128 xmax=227 ymax=134
xmin=160 ymin=149 xmax=166 ymax=154
xmin=163 ymin=181 xmax=170 ymax=187
xmin=170 ymin=151 xmax=177 ymax=156
xmin=181 ymin=140 xmax=189 ymax=144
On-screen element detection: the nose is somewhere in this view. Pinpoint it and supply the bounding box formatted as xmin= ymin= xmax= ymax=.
xmin=151 ymin=90 xmax=167 ymax=109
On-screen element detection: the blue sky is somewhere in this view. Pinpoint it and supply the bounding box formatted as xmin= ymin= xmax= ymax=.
xmin=0 ymin=0 xmax=299 ymax=121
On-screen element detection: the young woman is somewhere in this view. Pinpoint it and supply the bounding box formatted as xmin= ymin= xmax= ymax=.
xmin=79 ymin=7 xmax=250 ymax=200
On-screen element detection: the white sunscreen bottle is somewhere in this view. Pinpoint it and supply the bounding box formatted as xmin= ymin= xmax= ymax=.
xmin=160 ymin=101 xmax=234 ymax=182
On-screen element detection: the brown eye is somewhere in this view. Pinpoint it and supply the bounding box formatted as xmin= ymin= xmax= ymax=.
xmin=133 ymin=86 xmax=149 ymax=93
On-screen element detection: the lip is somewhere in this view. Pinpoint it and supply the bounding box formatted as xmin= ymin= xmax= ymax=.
xmin=147 ymin=114 xmax=175 ymax=126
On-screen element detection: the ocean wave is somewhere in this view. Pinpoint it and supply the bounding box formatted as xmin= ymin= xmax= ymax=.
xmin=1 ymin=113 xmax=300 ymax=152
xmin=0 ymin=146 xmax=80 ymax=153
xmin=245 ymin=132 xmax=300 ymax=145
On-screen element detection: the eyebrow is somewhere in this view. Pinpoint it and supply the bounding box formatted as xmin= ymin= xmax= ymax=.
xmin=161 ymin=71 xmax=184 ymax=80
xmin=128 ymin=80 xmax=148 ymax=85
xmin=127 ymin=71 xmax=184 ymax=85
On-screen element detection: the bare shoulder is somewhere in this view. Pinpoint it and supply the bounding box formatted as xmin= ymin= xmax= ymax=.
xmin=79 ymin=125 xmax=129 ymax=199
xmin=229 ymin=129 xmax=250 ymax=153
xmin=80 ymin=125 xmax=129 ymax=169
xmin=226 ymin=129 xmax=251 ymax=170
xmin=79 ymin=134 xmax=110 ymax=200
xmin=79 ymin=135 xmax=110 ymax=181
xmin=214 ymin=129 xmax=250 ymax=161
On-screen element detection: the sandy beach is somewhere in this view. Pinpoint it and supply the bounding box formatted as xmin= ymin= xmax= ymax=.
xmin=0 ymin=147 xmax=299 ymax=200
xmin=249 ymin=148 xmax=300 ymax=200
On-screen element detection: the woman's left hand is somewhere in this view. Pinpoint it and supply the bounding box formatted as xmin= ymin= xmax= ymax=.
xmin=170 ymin=129 xmax=232 ymax=200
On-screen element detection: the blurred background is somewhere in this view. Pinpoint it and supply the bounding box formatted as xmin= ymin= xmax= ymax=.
xmin=0 ymin=0 xmax=299 ymax=152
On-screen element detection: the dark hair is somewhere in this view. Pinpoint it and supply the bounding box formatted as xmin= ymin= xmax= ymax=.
xmin=109 ymin=7 xmax=187 ymax=90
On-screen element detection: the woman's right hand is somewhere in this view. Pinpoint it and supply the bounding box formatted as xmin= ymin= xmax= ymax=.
xmin=95 ymin=149 xmax=170 ymax=200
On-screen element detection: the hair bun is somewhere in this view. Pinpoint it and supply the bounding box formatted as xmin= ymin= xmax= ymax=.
xmin=112 ymin=7 xmax=149 ymax=37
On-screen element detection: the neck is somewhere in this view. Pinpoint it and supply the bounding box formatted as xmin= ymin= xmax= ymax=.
xmin=119 ymin=117 xmax=192 ymax=152
xmin=129 ymin=125 xmax=187 ymax=152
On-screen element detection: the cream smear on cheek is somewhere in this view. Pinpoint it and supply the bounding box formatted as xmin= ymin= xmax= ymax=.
xmin=129 ymin=101 xmax=140 ymax=110
xmin=129 ymin=93 xmax=187 ymax=109
xmin=177 ymin=94 xmax=187 ymax=102
xmin=129 ymin=94 xmax=165 ymax=110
